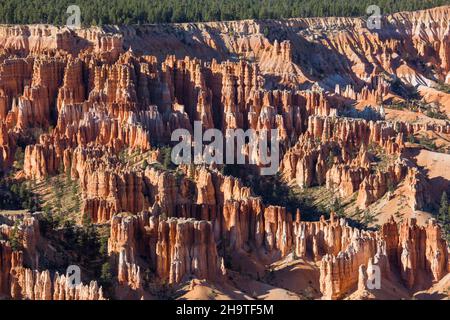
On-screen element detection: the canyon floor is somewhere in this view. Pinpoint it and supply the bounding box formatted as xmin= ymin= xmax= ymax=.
xmin=0 ymin=6 xmax=449 ymax=300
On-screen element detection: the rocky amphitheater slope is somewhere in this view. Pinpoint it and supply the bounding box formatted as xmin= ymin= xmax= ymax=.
xmin=0 ymin=6 xmax=449 ymax=300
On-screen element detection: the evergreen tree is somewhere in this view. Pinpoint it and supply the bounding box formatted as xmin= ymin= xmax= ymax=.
xmin=0 ymin=1 xmax=448 ymax=26
xmin=439 ymin=191 xmax=448 ymax=226
xmin=10 ymin=220 xmax=23 ymax=251
xmin=331 ymin=197 xmax=345 ymax=218
xmin=447 ymin=206 xmax=450 ymax=242
xmin=161 ymin=146 xmax=175 ymax=170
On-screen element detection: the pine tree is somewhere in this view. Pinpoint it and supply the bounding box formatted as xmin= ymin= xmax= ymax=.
xmin=439 ymin=192 xmax=448 ymax=226
xmin=100 ymin=262 xmax=112 ymax=284
xmin=0 ymin=0 xmax=447 ymax=25
xmin=332 ymin=197 xmax=345 ymax=218
xmin=10 ymin=220 xmax=23 ymax=251
xmin=447 ymin=206 xmax=450 ymax=242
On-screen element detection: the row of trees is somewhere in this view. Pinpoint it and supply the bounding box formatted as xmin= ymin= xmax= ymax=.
xmin=0 ymin=0 xmax=448 ymax=25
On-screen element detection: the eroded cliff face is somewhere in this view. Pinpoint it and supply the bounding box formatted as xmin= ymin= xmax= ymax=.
xmin=0 ymin=6 xmax=449 ymax=300
xmin=10 ymin=250 xmax=105 ymax=300
xmin=0 ymin=19 xmax=447 ymax=213
xmin=0 ymin=215 xmax=105 ymax=300
xmin=92 ymin=6 xmax=448 ymax=92
xmin=318 ymin=215 xmax=449 ymax=299
xmin=109 ymin=213 xmax=223 ymax=288
xmin=0 ymin=202 xmax=448 ymax=300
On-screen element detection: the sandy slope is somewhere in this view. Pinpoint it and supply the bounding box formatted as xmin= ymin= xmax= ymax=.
xmin=406 ymin=148 xmax=450 ymax=201
xmin=419 ymin=86 xmax=450 ymax=117
xmin=413 ymin=273 xmax=450 ymax=300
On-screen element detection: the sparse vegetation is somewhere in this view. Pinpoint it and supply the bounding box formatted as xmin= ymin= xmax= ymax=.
xmin=407 ymin=134 xmax=416 ymax=144
xmin=387 ymin=180 xmax=395 ymax=194
xmin=142 ymin=159 xmax=149 ymax=170
xmin=221 ymin=168 xmax=328 ymax=221
xmin=387 ymin=99 xmax=448 ymax=121
xmin=37 ymin=209 xmax=113 ymax=296
xmin=416 ymin=136 xmax=437 ymax=151
xmin=425 ymin=109 xmax=448 ymax=120
xmin=435 ymin=82 xmax=450 ymax=94
xmin=407 ymin=133 xmax=441 ymax=152
xmin=13 ymin=147 xmax=25 ymax=171
xmin=160 ymin=146 xmax=176 ymax=170
xmin=361 ymin=209 xmax=378 ymax=226
xmin=0 ymin=180 xmax=41 ymax=212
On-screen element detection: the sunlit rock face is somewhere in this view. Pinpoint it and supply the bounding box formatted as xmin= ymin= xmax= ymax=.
xmin=0 ymin=6 xmax=449 ymax=300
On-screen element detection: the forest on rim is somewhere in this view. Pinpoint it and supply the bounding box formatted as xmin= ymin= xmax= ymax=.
xmin=0 ymin=0 xmax=449 ymax=25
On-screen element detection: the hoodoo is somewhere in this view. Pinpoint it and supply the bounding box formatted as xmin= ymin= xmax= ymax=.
xmin=0 ymin=3 xmax=449 ymax=301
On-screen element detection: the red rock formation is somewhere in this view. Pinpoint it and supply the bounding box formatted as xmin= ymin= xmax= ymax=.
xmin=0 ymin=241 xmax=12 ymax=298
xmin=0 ymin=6 xmax=449 ymax=301
xmin=319 ymin=216 xmax=449 ymax=299
xmin=0 ymin=217 xmax=104 ymax=300
xmin=355 ymin=164 xmax=403 ymax=209
xmin=403 ymin=167 xmax=432 ymax=211
xmin=57 ymin=58 xmax=85 ymax=110
xmin=0 ymin=121 xmax=15 ymax=170
xmin=117 ymin=248 xmax=142 ymax=294
xmin=326 ymin=164 xmax=368 ymax=198
xmin=0 ymin=25 xmax=123 ymax=57
xmin=24 ymin=140 xmax=59 ymax=180
xmin=387 ymin=218 xmax=448 ymax=289
xmin=319 ymin=231 xmax=379 ymax=299
xmin=80 ymin=166 xmax=145 ymax=216
xmin=108 ymin=213 xmax=223 ymax=286
xmin=10 ymin=251 xmax=105 ymax=300
xmin=0 ymin=57 xmax=34 ymax=101
xmin=293 ymin=214 xmax=354 ymax=261
xmin=263 ymin=206 xmax=293 ymax=256
xmin=0 ymin=215 xmax=40 ymax=268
